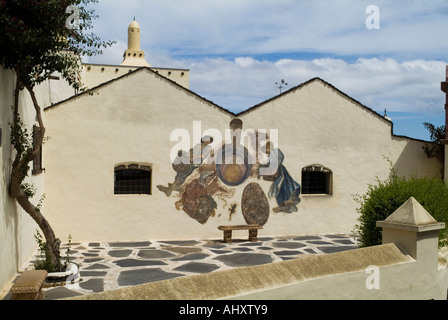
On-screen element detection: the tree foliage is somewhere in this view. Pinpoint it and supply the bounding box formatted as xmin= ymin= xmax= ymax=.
xmin=353 ymin=167 xmax=448 ymax=249
xmin=0 ymin=0 xmax=114 ymax=90
xmin=422 ymin=122 xmax=445 ymax=162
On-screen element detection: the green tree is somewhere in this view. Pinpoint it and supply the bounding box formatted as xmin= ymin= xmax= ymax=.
xmin=422 ymin=122 xmax=445 ymax=179
xmin=0 ymin=0 xmax=114 ymax=271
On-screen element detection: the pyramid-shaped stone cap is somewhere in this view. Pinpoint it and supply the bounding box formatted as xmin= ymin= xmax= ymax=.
xmin=376 ymin=197 xmax=445 ymax=232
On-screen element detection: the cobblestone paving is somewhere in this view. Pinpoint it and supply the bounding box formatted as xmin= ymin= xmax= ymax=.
xmin=22 ymin=234 xmax=359 ymax=300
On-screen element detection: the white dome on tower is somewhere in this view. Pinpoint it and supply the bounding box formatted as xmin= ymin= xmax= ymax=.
xmin=121 ymin=19 xmax=151 ymax=67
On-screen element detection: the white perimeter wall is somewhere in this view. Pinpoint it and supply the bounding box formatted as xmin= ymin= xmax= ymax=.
xmin=0 ymin=66 xmax=75 ymax=296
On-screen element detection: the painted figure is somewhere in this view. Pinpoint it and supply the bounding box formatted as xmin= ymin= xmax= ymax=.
xmin=159 ymin=136 xmax=236 ymax=224
xmin=157 ymin=136 xmax=213 ymax=197
xmin=260 ymin=143 xmax=301 ymax=213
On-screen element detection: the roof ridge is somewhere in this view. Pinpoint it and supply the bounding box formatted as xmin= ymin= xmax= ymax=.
xmin=236 ymin=77 xmax=321 ymax=116
xmin=43 ymin=70 xmax=429 ymax=143
xmin=44 ymin=67 xmax=236 ymax=116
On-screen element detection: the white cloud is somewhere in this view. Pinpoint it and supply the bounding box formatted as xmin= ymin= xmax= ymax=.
xmin=177 ymin=57 xmax=447 ymax=115
xmin=84 ymin=1 xmax=448 ymax=116
xmin=83 ymin=40 xmax=127 ymax=65
xmin=88 ymin=0 xmax=448 ymax=59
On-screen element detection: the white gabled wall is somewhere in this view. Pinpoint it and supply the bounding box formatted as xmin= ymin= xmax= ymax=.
xmin=44 ymin=69 xmax=233 ymax=242
xmin=239 ymin=79 xmax=441 ymax=237
xmin=43 ymin=71 xmax=441 ymax=243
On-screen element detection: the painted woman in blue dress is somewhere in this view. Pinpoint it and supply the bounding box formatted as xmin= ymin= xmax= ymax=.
xmin=259 ymin=143 xmax=301 ymax=213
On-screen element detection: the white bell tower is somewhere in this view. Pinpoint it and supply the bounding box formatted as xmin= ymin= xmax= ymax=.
xmin=121 ymin=19 xmax=151 ymax=67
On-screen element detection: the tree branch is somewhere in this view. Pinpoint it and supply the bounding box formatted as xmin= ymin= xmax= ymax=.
xmin=9 ymin=83 xmax=46 ymax=197
xmin=9 ymin=82 xmax=62 ymax=270
xmin=26 ymin=85 xmax=46 ymax=158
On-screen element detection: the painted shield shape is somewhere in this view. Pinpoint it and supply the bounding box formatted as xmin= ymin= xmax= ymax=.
xmin=241 ymin=182 xmax=270 ymax=226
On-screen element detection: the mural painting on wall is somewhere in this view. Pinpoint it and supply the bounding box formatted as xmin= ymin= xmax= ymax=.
xmin=157 ymin=120 xmax=301 ymax=225
xmin=262 ymin=143 xmax=301 ymax=214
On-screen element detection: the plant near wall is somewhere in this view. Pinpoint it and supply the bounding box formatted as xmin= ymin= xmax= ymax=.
xmin=33 ymin=230 xmax=73 ymax=273
xmin=63 ymin=234 xmax=73 ymax=269
xmin=33 ymin=230 xmax=55 ymax=272
xmin=353 ymin=164 xmax=448 ymax=248
xmin=422 ymin=122 xmax=445 ymax=179
xmin=0 ymin=0 xmax=114 ymax=272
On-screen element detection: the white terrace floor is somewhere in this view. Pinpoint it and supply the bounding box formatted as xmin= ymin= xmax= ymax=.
xmin=19 ymin=234 xmax=360 ymax=300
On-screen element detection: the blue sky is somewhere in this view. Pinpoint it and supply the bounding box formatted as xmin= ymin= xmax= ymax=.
xmin=85 ymin=0 xmax=448 ymax=141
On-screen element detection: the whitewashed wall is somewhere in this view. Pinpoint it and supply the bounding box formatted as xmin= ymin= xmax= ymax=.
xmin=81 ymin=64 xmax=190 ymax=90
xmin=43 ymin=69 xmax=441 ymax=243
xmin=239 ymin=79 xmax=440 ymax=237
xmin=0 ymin=66 xmax=75 ymax=296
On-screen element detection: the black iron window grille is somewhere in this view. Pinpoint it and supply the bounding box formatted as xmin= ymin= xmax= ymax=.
xmin=301 ymin=165 xmax=332 ymax=195
xmin=114 ymin=164 xmax=152 ymax=195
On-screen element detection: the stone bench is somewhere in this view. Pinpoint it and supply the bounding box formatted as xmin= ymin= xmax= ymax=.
xmin=10 ymin=270 xmax=48 ymax=300
xmin=218 ymin=225 xmax=263 ymax=243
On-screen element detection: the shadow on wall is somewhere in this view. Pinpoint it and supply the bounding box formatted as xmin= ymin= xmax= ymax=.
xmin=392 ymin=138 xmax=443 ymax=179
xmin=0 ymin=67 xmax=21 ymax=289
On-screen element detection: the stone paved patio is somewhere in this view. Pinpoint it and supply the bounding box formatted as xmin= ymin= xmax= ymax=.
xmin=19 ymin=234 xmax=359 ymax=300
